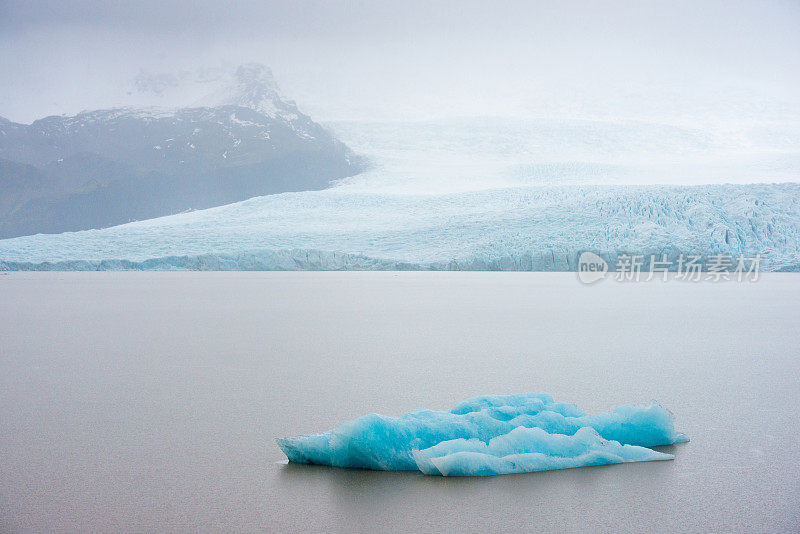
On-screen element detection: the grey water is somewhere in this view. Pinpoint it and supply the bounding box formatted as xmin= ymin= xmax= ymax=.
xmin=1 ymin=272 xmax=798 ymax=533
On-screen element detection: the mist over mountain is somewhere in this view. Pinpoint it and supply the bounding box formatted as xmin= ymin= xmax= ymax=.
xmin=0 ymin=64 xmax=364 ymax=238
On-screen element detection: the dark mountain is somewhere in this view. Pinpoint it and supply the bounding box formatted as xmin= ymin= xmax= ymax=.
xmin=0 ymin=64 xmax=364 ymax=238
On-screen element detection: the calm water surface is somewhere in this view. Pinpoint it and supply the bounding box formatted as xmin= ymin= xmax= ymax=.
xmin=1 ymin=272 xmax=798 ymax=533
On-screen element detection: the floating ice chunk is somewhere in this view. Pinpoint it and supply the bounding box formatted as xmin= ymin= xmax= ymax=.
xmin=276 ymin=393 xmax=687 ymax=476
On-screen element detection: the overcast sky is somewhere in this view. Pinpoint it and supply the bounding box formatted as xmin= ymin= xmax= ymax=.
xmin=1 ymin=0 xmax=799 ymax=123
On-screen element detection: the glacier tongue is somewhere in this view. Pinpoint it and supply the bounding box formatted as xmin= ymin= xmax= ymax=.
xmin=1 ymin=183 xmax=798 ymax=271
xmin=276 ymin=393 xmax=687 ymax=477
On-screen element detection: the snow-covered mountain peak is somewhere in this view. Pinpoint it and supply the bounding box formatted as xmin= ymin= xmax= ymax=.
xmin=190 ymin=63 xmax=299 ymax=121
xmin=0 ymin=63 xmax=364 ymax=238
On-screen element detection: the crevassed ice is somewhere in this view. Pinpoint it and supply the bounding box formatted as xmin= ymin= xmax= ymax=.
xmin=276 ymin=393 xmax=688 ymax=477
xmin=1 ymin=184 xmax=799 ymax=271
xmin=2 ymin=115 xmax=799 ymax=271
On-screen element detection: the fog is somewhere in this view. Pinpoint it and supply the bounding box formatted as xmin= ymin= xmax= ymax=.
xmin=1 ymin=0 xmax=799 ymax=124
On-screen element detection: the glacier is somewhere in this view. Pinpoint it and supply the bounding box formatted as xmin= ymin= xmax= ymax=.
xmin=1 ymin=183 xmax=798 ymax=271
xmin=0 ymin=117 xmax=798 ymax=271
xmin=276 ymin=393 xmax=687 ymax=476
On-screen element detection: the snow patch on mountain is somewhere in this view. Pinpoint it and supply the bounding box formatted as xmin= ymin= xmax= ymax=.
xmin=190 ymin=64 xmax=304 ymax=125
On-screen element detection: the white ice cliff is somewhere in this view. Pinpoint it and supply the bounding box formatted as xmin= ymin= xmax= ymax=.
xmin=1 ymin=183 xmax=798 ymax=271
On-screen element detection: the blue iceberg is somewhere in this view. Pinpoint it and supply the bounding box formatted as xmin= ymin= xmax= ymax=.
xmin=276 ymin=393 xmax=688 ymax=476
